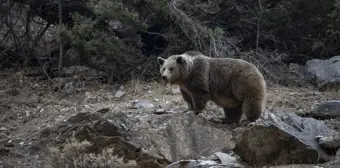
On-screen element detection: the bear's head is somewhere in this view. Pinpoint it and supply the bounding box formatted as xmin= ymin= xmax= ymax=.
xmin=157 ymin=54 xmax=192 ymax=84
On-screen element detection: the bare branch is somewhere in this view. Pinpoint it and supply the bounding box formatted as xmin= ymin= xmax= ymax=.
xmin=168 ymin=0 xmax=240 ymax=57
xmin=25 ymin=22 xmax=51 ymax=58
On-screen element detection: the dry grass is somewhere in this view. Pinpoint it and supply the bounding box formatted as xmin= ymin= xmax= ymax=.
xmin=126 ymin=77 xmax=144 ymax=96
xmin=266 ymin=84 xmax=340 ymax=114
xmin=124 ymin=76 xmax=169 ymax=98
xmin=48 ymin=138 xmax=138 ymax=168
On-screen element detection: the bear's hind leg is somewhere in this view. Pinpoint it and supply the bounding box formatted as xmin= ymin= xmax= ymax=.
xmin=243 ymin=97 xmax=265 ymax=122
xmin=180 ymin=88 xmax=193 ymax=110
xmin=222 ymin=106 xmax=243 ymax=124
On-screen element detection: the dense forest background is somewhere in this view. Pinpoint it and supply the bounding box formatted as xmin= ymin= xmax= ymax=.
xmin=1 ymin=0 xmax=340 ymax=82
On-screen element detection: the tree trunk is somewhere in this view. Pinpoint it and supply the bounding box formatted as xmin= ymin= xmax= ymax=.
xmin=58 ymin=0 xmax=63 ymax=76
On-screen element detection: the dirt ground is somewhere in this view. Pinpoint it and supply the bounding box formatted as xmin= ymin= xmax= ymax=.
xmin=0 ymin=67 xmax=340 ymax=167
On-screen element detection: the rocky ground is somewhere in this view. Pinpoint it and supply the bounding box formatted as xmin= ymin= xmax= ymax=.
xmin=0 ymin=65 xmax=340 ymax=168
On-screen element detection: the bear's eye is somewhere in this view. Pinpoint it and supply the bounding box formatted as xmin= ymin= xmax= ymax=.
xmin=169 ymin=68 xmax=173 ymax=72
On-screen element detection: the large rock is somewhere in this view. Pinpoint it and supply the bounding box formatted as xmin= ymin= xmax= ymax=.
xmin=131 ymin=113 xmax=234 ymax=162
xmin=304 ymin=100 xmax=340 ymax=119
xmin=233 ymin=110 xmax=337 ymax=167
xmin=317 ymin=136 xmax=340 ymax=149
xmin=305 ymin=56 xmax=340 ymax=91
xmin=35 ymin=110 xmax=171 ymax=168
xmin=33 ymin=107 xmax=237 ymax=168
xmin=316 ymin=135 xmax=340 ymax=155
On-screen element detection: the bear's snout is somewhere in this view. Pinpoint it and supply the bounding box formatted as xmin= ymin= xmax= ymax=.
xmin=161 ymin=76 xmax=168 ymax=82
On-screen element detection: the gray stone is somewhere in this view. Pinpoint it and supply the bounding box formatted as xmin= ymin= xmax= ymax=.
xmin=35 ymin=111 xmax=170 ymax=168
xmin=316 ymin=135 xmax=340 ymax=149
xmin=233 ymin=110 xmax=337 ymax=167
xmin=210 ymin=152 xmax=244 ymax=167
xmin=114 ymin=86 xmax=126 ymax=98
xmin=153 ymin=108 xmax=175 ymax=115
xmin=166 ymin=159 xmax=243 ymax=168
xmin=167 ymin=160 xmax=221 ymax=168
xmin=305 ymin=56 xmax=340 ymax=91
xmin=131 ymin=113 xmax=234 ymax=162
xmin=213 ymin=152 xmax=237 ymax=165
xmin=130 ymin=99 xmax=155 ymax=109
xmin=308 ymin=100 xmax=340 ymax=119
xmin=94 ymin=107 xmax=111 ymax=114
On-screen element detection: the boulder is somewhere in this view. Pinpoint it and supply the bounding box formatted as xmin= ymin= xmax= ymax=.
xmin=316 ymin=135 xmax=340 ymax=152
xmin=33 ymin=108 xmax=237 ymax=168
xmin=35 ymin=109 xmax=171 ymax=168
xmin=131 ymin=113 xmax=234 ymax=162
xmin=233 ymin=110 xmax=337 ymax=167
xmin=305 ymin=56 xmax=340 ymax=91
xmin=304 ymin=100 xmax=340 ymax=119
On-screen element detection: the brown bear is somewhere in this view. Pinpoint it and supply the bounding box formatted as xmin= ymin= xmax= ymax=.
xmin=157 ymin=51 xmax=267 ymax=124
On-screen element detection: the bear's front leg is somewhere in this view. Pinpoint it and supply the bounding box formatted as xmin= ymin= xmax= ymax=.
xmin=180 ymin=88 xmax=193 ymax=111
xmin=191 ymin=93 xmax=208 ymax=115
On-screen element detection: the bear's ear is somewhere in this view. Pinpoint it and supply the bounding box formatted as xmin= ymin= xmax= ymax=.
xmin=176 ymin=56 xmax=184 ymax=65
xmin=157 ymin=57 xmax=165 ymax=65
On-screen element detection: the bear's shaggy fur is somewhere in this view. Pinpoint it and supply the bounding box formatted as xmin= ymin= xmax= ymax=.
xmin=157 ymin=51 xmax=267 ymax=123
